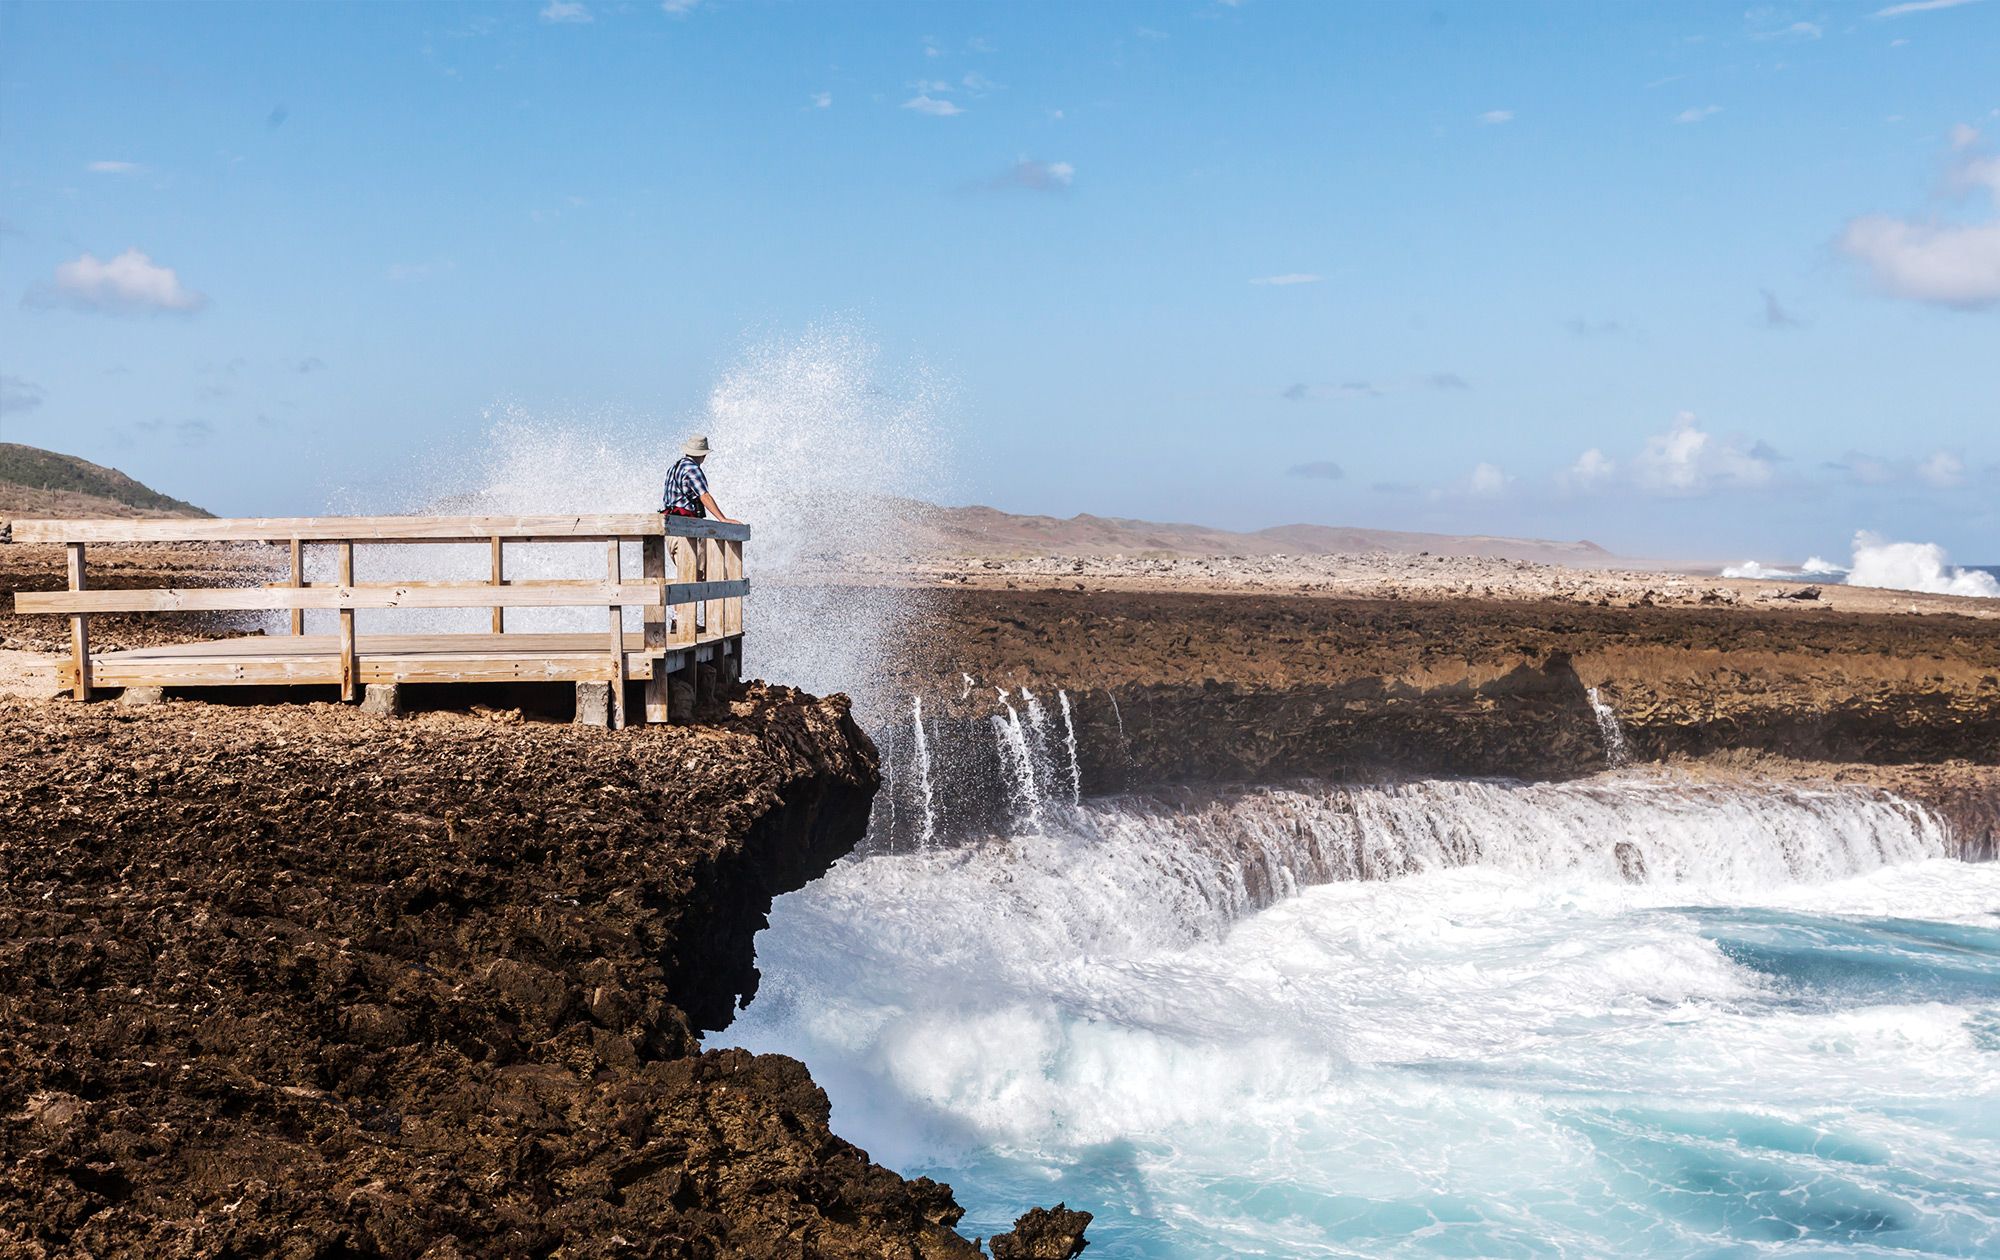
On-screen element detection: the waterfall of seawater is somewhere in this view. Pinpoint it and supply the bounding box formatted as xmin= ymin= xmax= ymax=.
xmin=910 ymin=694 xmax=938 ymax=849
xmin=1057 ymin=689 xmax=1082 ymax=807
xmin=989 ymin=689 xmax=1044 ymax=836
xmin=722 ymin=772 xmax=2000 ymax=1255
xmin=1588 ymin=685 xmax=1632 ymax=768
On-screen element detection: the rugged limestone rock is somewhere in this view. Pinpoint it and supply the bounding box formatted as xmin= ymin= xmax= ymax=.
xmin=0 ymin=686 xmax=1001 ymax=1257
xmin=989 ymin=1204 xmax=1093 ymax=1259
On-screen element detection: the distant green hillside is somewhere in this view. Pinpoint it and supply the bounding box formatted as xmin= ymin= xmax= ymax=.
xmin=0 ymin=443 xmax=210 ymax=517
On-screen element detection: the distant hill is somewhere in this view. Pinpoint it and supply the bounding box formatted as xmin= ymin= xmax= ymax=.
xmin=0 ymin=443 xmax=211 ymax=522
xmin=906 ymin=502 xmax=1619 ymax=567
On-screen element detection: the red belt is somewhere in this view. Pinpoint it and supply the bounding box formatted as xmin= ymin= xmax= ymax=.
xmin=662 ymin=506 xmax=703 ymax=517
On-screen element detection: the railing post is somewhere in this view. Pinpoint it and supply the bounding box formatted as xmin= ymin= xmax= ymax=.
xmin=289 ymin=538 xmax=304 ymax=635
xmin=671 ymin=534 xmax=698 ymax=649
xmin=725 ymin=538 xmax=744 ymax=636
xmin=605 ymin=539 xmax=627 ymax=729
xmin=67 ymin=542 xmax=91 ymax=701
xmin=337 ymin=541 xmax=357 ymax=702
xmin=642 ymin=535 xmax=671 ymax=724
xmin=702 ymin=537 xmax=724 ymax=637
xmin=490 ymin=535 xmax=505 ymax=634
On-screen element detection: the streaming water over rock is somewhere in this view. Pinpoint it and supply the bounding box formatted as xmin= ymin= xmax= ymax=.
xmin=721 ymin=773 xmax=2000 ymax=1256
xmin=1588 ymin=685 xmax=1632 ymax=768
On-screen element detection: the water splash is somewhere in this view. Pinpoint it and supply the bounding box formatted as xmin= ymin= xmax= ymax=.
xmin=1058 ymin=689 xmax=1082 ymax=805
xmin=332 ymin=325 xmax=950 ymax=722
xmin=911 ymin=694 xmax=938 ymax=848
xmin=1588 ymin=687 xmax=1633 ymax=768
xmin=990 ymin=689 xmax=1044 ymax=835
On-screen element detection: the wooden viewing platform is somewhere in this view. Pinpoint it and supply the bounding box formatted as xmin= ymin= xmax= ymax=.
xmin=8 ymin=513 xmax=751 ymax=728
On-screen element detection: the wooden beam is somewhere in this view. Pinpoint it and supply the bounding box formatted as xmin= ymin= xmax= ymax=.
xmin=660 ymin=517 xmax=752 ymax=542
xmin=17 ymin=581 xmax=720 ymax=614
xmin=642 ymin=536 xmax=671 ymax=723
xmin=7 ymin=513 xmax=678 ymax=545
xmin=605 ymin=540 xmax=626 ymax=730
xmin=723 ymin=538 xmax=744 ymax=636
xmin=490 ymin=536 xmax=505 ymax=634
xmin=337 ymin=542 xmax=356 ymax=702
xmin=67 ymin=543 xmax=91 ymax=702
xmin=288 ymin=538 xmax=304 ymax=635
xmin=671 ymin=538 xmax=698 ymax=649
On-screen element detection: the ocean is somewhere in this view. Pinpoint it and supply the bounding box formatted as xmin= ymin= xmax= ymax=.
xmin=719 ymin=776 xmax=2000 ymax=1257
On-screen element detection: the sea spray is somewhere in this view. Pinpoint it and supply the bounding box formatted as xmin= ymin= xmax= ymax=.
xmin=340 ymin=326 xmax=951 ymax=723
xmin=1019 ymin=689 xmax=1062 ymax=805
xmin=1588 ymin=687 xmax=1632 ymax=768
xmin=1058 ymin=689 xmax=1082 ymax=805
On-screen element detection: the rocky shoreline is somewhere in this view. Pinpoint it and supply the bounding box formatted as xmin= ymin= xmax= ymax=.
xmin=0 ymin=685 xmax=1079 ymax=1258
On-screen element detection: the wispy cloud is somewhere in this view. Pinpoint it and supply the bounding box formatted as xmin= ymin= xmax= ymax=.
xmin=29 ymin=248 xmax=206 ymax=314
xmin=1838 ymin=126 xmax=2000 ymax=309
xmin=902 ymin=94 xmax=963 ymax=117
xmin=1468 ymin=462 xmax=1512 ymax=496
xmin=987 ymin=159 xmax=1074 ymax=192
xmin=661 ymin=0 xmax=699 ymax=14
xmin=0 ymin=375 xmax=44 ymax=414
xmin=1250 ymin=273 xmax=1322 ymax=286
xmin=811 ymin=91 xmax=832 ymax=110
xmin=1675 ymin=105 xmax=1722 ymax=124
xmin=540 ymin=0 xmax=591 ymax=22
xmin=1874 ymin=0 xmax=1981 ymax=16
xmin=1287 ymin=460 xmax=1345 ymax=480
xmin=1919 ymin=450 xmax=1966 ymax=487
xmin=1632 ymin=412 xmax=1774 ymax=494
xmin=1760 ymin=288 xmax=1802 ymax=327
xmin=86 ymin=160 xmax=143 ymax=174
xmin=1566 ymin=316 xmax=1624 ymax=337
xmin=1426 ymin=371 xmax=1470 ymax=390
xmin=296 ymin=356 xmax=326 ymax=373
xmin=1478 ymin=109 xmax=1515 ymax=126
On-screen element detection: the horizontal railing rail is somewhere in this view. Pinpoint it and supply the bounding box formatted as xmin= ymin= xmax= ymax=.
xmin=7 ymin=512 xmax=751 ymax=728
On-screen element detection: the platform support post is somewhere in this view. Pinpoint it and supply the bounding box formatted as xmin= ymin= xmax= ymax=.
xmin=67 ymin=542 xmax=91 ymax=702
xmin=642 ymin=535 xmax=671 ymax=724
xmin=605 ymin=540 xmax=627 ymax=730
xmin=671 ymin=537 xmax=698 ymax=649
xmin=337 ymin=541 xmax=357 ymax=702
xmin=288 ymin=538 xmax=304 ymax=636
xmin=490 ymin=536 xmax=505 ymax=634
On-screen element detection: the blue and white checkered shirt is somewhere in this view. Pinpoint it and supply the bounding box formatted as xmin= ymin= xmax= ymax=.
xmin=661 ymin=456 xmax=710 ymax=514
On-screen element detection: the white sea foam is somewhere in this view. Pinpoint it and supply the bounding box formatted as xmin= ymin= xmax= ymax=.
xmin=720 ymin=774 xmax=2000 ymax=1254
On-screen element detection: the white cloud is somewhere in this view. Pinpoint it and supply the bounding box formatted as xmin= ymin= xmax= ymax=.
xmin=989 ymin=159 xmax=1074 ymax=191
xmin=1478 ymin=109 xmax=1514 ymax=125
xmin=1837 ymin=129 xmax=2000 ymax=308
xmin=86 ymin=160 xmax=143 ymax=174
xmin=1632 ymin=412 xmax=1773 ymax=494
xmin=661 ymin=0 xmax=699 ymax=13
xmin=540 ymin=0 xmax=591 ymax=22
xmin=1675 ymin=105 xmax=1722 ymax=124
xmin=1918 ymin=450 xmax=1966 ymax=487
xmin=39 ymin=248 xmax=206 ymax=314
xmin=1874 ymin=0 xmax=1981 ymax=15
xmin=1839 ymin=216 xmax=2000 ymax=308
xmin=1249 ymin=273 xmax=1323 ymax=286
xmin=902 ymin=94 xmax=963 ymax=117
xmin=1565 ymin=448 xmax=1617 ymax=489
xmin=811 ymin=91 xmax=832 ymax=109
xmin=1468 ymin=462 xmax=1512 ymax=496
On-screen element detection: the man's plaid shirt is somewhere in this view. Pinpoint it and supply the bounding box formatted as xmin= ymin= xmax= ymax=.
xmin=661 ymin=456 xmax=710 ymax=514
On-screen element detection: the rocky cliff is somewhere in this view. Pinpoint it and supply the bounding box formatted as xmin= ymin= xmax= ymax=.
xmin=0 ymin=687 xmax=1038 ymax=1258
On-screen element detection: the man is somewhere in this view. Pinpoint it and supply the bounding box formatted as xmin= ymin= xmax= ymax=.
xmin=661 ymin=434 xmax=742 ymax=524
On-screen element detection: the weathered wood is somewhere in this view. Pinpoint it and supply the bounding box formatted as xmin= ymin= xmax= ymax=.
xmin=289 ymin=538 xmax=304 ymax=635
xmin=724 ymin=538 xmax=744 ymax=636
xmin=8 ymin=514 xmax=750 ymax=545
xmin=337 ymin=542 xmax=357 ymax=701
xmin=671 ymin=537 xmax=699 ymax=648
xmin=643 ymin=536 xmax=671 ymax=723
xmin=606 ymin=540 xmax=626 ymax=730
xmin=17 ymin=581 xmax=732 ymax=614
xmin=490 ymin=536 xmax=505 ymax=634
xmin=67 ymin=543 xmax=91 ymax=702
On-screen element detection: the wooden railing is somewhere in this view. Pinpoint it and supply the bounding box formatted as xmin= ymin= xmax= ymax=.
xmin=10 ymin=513 xmax=750 ymax=727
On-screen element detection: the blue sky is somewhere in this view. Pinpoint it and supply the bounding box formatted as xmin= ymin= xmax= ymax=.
xmin=1 ymin=0 xmax=1995 ymax=561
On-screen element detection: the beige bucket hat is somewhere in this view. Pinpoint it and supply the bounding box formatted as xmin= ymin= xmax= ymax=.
xmin=683 ymin=435 xmax=712 ymax=458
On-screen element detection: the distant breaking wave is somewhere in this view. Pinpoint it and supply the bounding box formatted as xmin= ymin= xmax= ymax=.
xmin=1724 ymin=532 xmax=1996 ymax=597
